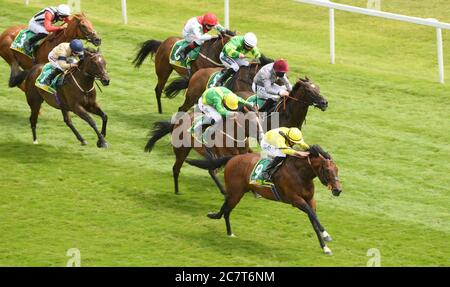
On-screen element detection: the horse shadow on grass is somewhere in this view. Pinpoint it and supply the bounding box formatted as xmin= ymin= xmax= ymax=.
xmin=0 ymin=140 xmax=84 ymax=165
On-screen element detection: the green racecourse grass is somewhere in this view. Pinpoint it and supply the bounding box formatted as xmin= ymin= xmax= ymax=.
xmin=0 ymin=0 xmax=449 ymax=266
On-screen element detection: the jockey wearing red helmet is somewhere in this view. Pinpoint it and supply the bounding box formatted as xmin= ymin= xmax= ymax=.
xmin=252 ymin=59 xmax=293 ymax=112
xmin=180 ymin=12 xmax=225 ymax=62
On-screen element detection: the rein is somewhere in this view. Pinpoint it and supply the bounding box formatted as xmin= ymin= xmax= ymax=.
xmin=198 ymin=52 xmax=224 ymax=67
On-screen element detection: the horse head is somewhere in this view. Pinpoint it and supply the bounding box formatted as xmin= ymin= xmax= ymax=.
xmin=80 ymin=48 xmax=110 ymax=86
xmin=67 ymin=13 xmax=101 ymax=46
xmin=308 ymin=145 xmax=342 ymax=196
xmin=289 ymin=77 xmax=328 ymax=111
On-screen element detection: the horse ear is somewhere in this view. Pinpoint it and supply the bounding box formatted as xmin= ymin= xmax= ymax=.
xmin=96 ymin=47 xmax=100 ymax=53
xmin=298 ymin=78 xmax=305 ymax=84
xmin=305 ymin=76 xmax=310 ymax=82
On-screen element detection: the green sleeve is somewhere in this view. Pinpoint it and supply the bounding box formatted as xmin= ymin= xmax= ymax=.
xmin=215 ymin=24 xmax=225 ymax=32
xmin=224 ymin=37 xmax=241 ymax=58
xmin=211 ymin=96 xmax=230 ymax=117
xmin=251 ymin=47 xmax=261 ymax=59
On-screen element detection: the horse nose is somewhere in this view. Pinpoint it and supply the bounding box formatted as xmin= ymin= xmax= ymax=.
xmin=319 ymin=99 xmax=328 ymax=111
xmin=101 ymin=79 xmax=110 ymax=86
xmin=94 ymin=37 xmax=102 ymax=46
xmin=332 ymin=188 xmax=341 ymax=197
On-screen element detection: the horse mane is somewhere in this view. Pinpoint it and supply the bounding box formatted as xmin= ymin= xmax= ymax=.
xmin=309 ymin=144 xmax=332 ymax=159
xmin=71 ymin=13 xmax=87 ymax=21
xmin=259 ymin=54 xmax=274 ymax=65
xmin=84 ymin=47 xmax=98 ymax=54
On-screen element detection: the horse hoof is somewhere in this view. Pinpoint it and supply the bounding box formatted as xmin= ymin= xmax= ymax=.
xmin=81 ymin=140 xmax=88 ymax=146
xmin=228 ymin=233 xmax=236 ymax=238
xmin=33 ymin=140 xmax=38 ymax=145
xmin=207 ymin=212 xmax=220 ymax=219
xmin=97 ymin=141 xmax=108 ymax=148
xmin=322 ymin=231 xmax=333 ymax=242
xmin=323 ymin=246 xmax=333 ymax=255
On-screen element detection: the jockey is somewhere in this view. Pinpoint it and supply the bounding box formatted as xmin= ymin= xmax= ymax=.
xmin=215 ymin=32 xmax=261 ymax=87
xmin=197 ymin=86 xmax=253 ymax=144
xmin=179 ymin=12 xmax=225 ymax=60
xmin=253 ymin=59 xmax=292 ymax=112
xmin=260 ymin=127 xmax=310 ymax=180
xmin=45 ymin=39 xmax=84 ymax=86
xmin=26 ymin=4 xmax=72 ymax=51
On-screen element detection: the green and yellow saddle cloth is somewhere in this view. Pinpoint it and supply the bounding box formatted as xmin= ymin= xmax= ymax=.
xmin=249 ymin=158 xmax=284 ymax=201
xmin=206 ymin=70 xmax=233 ymax=88
xmin=169 ymin=40 xmax=201 ymax=69
xmin=35 ymin=63 xmax=62 ymax=94
xmin=10 ymin=29 xmax=44 ymax=58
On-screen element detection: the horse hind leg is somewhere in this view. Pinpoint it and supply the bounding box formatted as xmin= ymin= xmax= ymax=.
xmin=172 ymin=146 xmax=192 ymax=195
xmin=154 ymin=65 xmax=173 ymax=114
xmin=28 ymin=96 xmax=43 ymax=144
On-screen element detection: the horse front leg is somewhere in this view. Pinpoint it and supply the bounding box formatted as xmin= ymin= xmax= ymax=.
xmin=296 ymin=199 xmax=332 ymax=255
xmin=87 ymin=104 xmax=108 ymax=137
xmin=73 ymin=106 xmax=108 ymax=148
xmin=308 ymin=198 xmax=332 ymax=242
xmin=61 ymin=109 xmax=87 ymax=145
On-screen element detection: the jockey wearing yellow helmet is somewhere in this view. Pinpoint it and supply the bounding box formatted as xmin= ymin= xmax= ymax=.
xmin=197 ymin=86 xmax=253 ymax=145
xmin=260 ymin=127 xmax=310 ymax=180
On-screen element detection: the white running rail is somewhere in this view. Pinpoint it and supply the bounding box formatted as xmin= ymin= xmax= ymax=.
xmin=294 ymin=0 xmax=450 ymax=83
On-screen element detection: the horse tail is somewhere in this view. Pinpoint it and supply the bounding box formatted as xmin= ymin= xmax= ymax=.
xmin=9 ymin=69 xmax=30 ymax=88
xmin=133 ymin=39 xmax=162 ymax=68
xmin=164 ymin=76 xmax=189 ymax=99
xmin=186 ymin=156 xmax=233 ymax=170
xmin=144 ymin=121 xmax=172 ymax=153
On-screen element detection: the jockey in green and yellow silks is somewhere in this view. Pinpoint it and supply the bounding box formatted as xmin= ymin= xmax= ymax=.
xmin=215 ymin=33 xmax=261 ymax=86
xmin=196 ymin=86 xmax=253 ymax=144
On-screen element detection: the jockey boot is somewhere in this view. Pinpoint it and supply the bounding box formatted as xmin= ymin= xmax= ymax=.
xmin=214 ymin=68 xmax=235 ymax=87
xmin=44 ymin=69 xmax=61 ymax=86
xmin=258 ymin=98 xmax=276 ymax=113
xmin=179 ymin=42 xmax=199 ymax=60
xmin=261 ymin=156 xmax=285 ymax=181
xmin=25 ymin=33 xmax=47 ymax=52
xmin=201 ymin=126 xmax=215 ymax=145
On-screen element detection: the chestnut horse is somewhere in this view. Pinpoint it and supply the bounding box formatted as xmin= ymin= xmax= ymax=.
xmin=144 ymin=111 xmax=261 ymax=195
xmin=0 ymin=13 xmax=101 ymax=88
xmin=132 ymin=31 xmax=235 ymax=114
xmin=23 ymin=48 xmax=110 ymax=147
xmin=186 ymin=145 xmax=342 ymax=255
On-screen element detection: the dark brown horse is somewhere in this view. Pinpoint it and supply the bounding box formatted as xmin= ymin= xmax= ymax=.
xmin=186 ymin=145 xmax=342 ymax=255
xmin=23 ymin=48 xmax=110 ymax=147
xmin=0 ymin=13 xmax=101 ymax=88
xmin=169 ymin=76 xmax=329 ymax=130
xmin=132 ymin=31 xmax=234 ymax=114
xmin=164 ymin=54 xmax=274 ymax=111
xmin=144 ymin=111 xmax=261 ymax=195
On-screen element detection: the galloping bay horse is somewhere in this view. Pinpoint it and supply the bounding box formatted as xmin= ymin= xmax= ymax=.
xmin=0 ymin=13 xmax=101 ymax=88
xmin=186 ymin=145 xmax=342 ymax=255
xmin=23 ymin=48 xmax=110 ymax=147
xmin=144 ymin=111 xmax=261 ymax=195
xmin=132 ymin=31 xmax=235 ymax=114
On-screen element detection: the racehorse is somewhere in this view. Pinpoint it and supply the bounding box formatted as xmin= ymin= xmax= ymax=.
xmin=132 ymin=31 xmax=235 ymax=114
xmin=0 ymin=13 xmax=101 ymax=88
xmin=170 ymin=77 xmax=329 ymax=130
xmin=144 ymin=111 xmax=261 ymax=195
xmin=22 ymin=48 xmax=110 ymax=147
xmin=163 ymin=54 xmax=274 ymax=111
xmin=186 ymin=145 xmax=342 ymax=255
